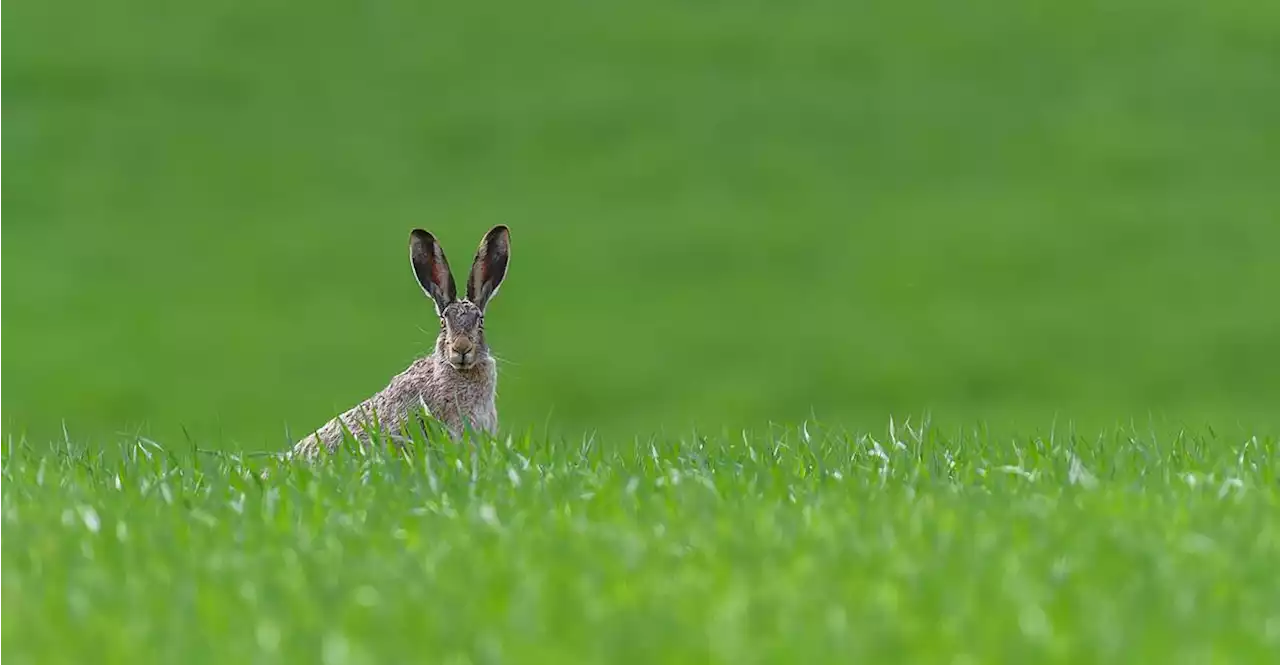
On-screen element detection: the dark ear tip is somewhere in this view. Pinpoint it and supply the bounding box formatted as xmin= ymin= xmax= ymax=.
xmin=486 ymin=225 xmax=511 ymax=246
xmin=410 ymin=229 xmax=440 ymax=252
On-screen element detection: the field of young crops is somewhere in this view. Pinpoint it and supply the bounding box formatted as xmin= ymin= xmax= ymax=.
xmin=4 ymin=422 xmax=1277 ymax=663
xmin=7 ymin=1 xmax=1280 ymax=446
xmin=6 ymin=0 xmax=1280 ymax=662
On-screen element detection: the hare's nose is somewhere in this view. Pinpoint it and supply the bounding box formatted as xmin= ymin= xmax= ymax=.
xmin=453 ymin=338 xmax=474 ymax=353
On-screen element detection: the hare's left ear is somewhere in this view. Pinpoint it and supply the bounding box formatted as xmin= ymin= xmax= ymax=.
xmin=467 ymin=225 xmax=510 ymax=311
xmin=410 ymin=229 xmax=457 ymax=314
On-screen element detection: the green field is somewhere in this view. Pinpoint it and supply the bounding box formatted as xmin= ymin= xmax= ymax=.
xmin=5 ymin=424 xmax=1279 ymax=664
xmin=5 ymin=0 xmax=1280 ymax=662
xmin=6 ymin=1 xmax=1280 ymax=444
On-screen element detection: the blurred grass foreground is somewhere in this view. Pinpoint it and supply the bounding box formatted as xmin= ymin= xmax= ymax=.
xmin=4 ymin=1 xmax=1279 ymax=446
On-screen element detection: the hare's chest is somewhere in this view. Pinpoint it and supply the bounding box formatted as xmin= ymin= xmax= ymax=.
xmin=420 ymin=368 xmax=498 ymax=436
xmin=458 ymin=376 xmax=498 ymax=434
xmin=467 ymin=400 xmax=498 ymax=434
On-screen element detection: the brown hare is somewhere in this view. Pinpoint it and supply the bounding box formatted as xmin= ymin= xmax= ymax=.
xmin=292 ymin=225 xmax=511 ymax=458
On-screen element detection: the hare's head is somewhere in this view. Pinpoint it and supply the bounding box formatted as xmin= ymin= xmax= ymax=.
xmin=409 ymin=225 xmax=511 ymax=371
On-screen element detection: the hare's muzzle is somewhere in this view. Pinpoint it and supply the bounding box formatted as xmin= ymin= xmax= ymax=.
xmin=449 ymin=338 xmax=478 ymax=370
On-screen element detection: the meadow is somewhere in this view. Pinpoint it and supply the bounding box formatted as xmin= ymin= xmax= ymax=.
xmin=5 ymin=422 xmax=1278 ymax=664
xmin=4 ymin=0 xmax=1280 ymax=662
xmin=5 ymin=1 xmax=1279 ymax=445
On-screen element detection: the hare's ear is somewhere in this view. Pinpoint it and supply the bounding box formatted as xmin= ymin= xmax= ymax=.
xmin=466 ymin=225 xmax=510 ymax=311
xmin=409 ymin=229 xmax=457 ymax=313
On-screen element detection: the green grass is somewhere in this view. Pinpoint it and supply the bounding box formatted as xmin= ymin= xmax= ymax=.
xmin=4 ymin=422 xmax=1278 ymax=664
xmin=5 ymin=1 xmax=1280 ymax=446
xmin=5 ymin=3 xmax=1280 ymax=659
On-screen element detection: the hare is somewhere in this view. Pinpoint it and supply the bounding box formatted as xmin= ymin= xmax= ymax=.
xmin=292 ymin=225 xmax=511 ymax=458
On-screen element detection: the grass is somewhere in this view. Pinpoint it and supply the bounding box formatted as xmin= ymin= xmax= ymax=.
xmin=5 ymin=1 xmax=1280 ymax=445
xmin=4 ymin=420 xmax=1278 ymax=664
xmin=5 ymin=3 xmax=1280 ymax=659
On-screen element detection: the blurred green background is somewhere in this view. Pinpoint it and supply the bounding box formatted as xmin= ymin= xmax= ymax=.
xmin=4 ymin=0 xmax=1278 ymax=449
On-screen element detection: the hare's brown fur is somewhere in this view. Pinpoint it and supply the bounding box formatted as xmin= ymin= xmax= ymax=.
xmin=292 ymin=225 xmax=511 ymax=458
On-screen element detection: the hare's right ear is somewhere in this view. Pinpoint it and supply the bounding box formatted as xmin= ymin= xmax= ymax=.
xmin=409 ymin=229 xmax=457 ymax=313
xmin=466 ymin=225 xmax=511 ymax=312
